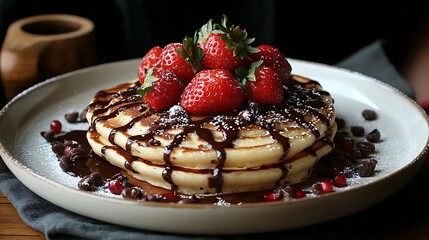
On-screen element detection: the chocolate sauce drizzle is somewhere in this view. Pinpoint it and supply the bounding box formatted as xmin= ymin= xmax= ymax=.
xmin=89 ymin=75 xmax=332 ymax=194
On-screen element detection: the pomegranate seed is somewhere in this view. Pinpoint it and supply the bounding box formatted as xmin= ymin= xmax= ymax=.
xmin=294 ymin=189 xmax=306 ymax=198
xmin=63 ymin=146 xmax=73 ymax=157
xmin=338 ymin=137 xmax=354 ymax=152
xmin=108 ymin=179 xmax=124 ymax=195
xmin=333 ymin=173 xmax=348 ymax=187
xmin=320 ymin=180 xmax=334 ymax=193
xmin=50 ymin=120 xmax=62 ymax=134
xmin=264 ymin=192 xmax=278 ymax=201
xmin=163 ymin=191 xmax=178 ymax=201
xmin=313 ymin=180 xmax=334 ymax=194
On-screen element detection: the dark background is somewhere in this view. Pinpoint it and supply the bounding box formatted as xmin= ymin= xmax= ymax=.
xmin=1 ymin=0 xmax=428 ymax=107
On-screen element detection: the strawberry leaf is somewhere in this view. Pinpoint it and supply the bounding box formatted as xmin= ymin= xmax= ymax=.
xmin=248 ymin=60 xmax=263 ymax=81
xmin=198 ymin=19 xmax=214 ymax=46
xmin=246 ymin=44 xmax=260 ymax=53
xmin=176 ymin=33 xmax=204 ymax=73
xmin=235 ymin=60 xmax=263 ymax=91
xmin=216 ymin=15 xmax=259 ymax=60
xmin=138 ymin=68 xmax=157 ymax=96
xmin=235 ymin=66 xmax=249 ymax=91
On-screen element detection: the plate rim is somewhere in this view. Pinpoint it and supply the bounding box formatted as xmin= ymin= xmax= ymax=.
xmin=1 ymin=58 xmax=429 ymax=209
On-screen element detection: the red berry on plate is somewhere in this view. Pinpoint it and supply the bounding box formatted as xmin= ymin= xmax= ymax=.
xmin=50 ymin=120 xmax=62 ymax=134
xmin=63 ymin=146 xmax=73 ymax=157
xmin=294 ymin=189 xmax=306 ymax=199
xmin=264 ymin=192 xmax=279 ymax=201
xmin=138 ymin=68 xmax=185 ymax=111
xmin=108 ymin=179 xmax=124 ymax=195
xmin=163 ymin=191 xmax=179 ymax=201
xmin=180 ymin=69 xmax=246 ymax=115
xmin=313 ymin=180 xmax=334 ymax=194
xmin=332 ymin=173 xmax=348 ymax=187
xmin=138 ymin=46 xmax=162 ymax=84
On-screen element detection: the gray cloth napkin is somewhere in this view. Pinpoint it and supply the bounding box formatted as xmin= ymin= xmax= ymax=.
xmin=0 ymin=40 xmax=413 ymax=240
xmin=336 ymin=40 xmax=415 ymax=99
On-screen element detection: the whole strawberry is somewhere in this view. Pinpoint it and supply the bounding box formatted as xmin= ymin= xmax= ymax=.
xmin=138 ymin=46 xmax=162 ymax=83
xmin=200 ymin=15 xmax=258 ymax=72
xmin=138 ymin=68 xmax=185 ymax=111
xmin=247 ymin=66 xmax=284 ymax=105
xmin=160 ymin=43 xmax=195 ymax=84
xmin=160 ymin=35 xmax=203 ymax=85
xmin=251 ymin=45 xmax=292 ymax=82
xmin=180 ymin=69 xmax=245 ymax=115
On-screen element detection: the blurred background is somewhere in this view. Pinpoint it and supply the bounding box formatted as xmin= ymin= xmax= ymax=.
xmin=0 ymin=0 xmax=428 ymax=107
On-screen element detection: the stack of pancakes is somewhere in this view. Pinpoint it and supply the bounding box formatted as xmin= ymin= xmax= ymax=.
xmin=86 ymin=75 xmax=336 ymax=196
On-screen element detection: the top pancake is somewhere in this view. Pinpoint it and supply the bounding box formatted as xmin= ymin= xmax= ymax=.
xmin=85 ymin=74 xmax=336 ymax=194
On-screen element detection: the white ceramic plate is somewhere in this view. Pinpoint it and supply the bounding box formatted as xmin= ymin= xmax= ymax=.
xmin=1 ymin=59 xmax=428 ymax=234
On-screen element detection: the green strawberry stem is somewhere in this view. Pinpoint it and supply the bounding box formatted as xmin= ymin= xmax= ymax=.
xmin=197 ymin=19 xmax=214 ymax=46
xmin=137 ymin=68 xmax=157 ymax=96
xmin=217 ymin=15 xmax=259 ymax=60
xmin=236 ymin=60 xmax=263 ymax=91
xmin=176 ymin=33 xmax=204 ymax=73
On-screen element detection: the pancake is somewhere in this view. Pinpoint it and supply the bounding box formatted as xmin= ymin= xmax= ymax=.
xmin=86 ymin=75 xmax=336 ymax=195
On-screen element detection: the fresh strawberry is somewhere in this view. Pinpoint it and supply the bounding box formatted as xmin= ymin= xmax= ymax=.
xmin=247 ymin=63 xmax=284 ymax=105
xmin=138 ymin=46 xmax=162 ymax=83
xmin=200 ymin=15 xmax=258 ymax=72
xmin=160 ymin=43 xmax=194 ymax=84
xmin=138 ymin=68 xmax=185 ymax=111
xmin=160 ymin=35 xmax=203 ymax=85
xmin=180 ymin=69 xmax=245 ymax=115
xmin=251 ymin=45 xmax=291 ymax=82
xmin=236 ymin=60 xmax=284 ymax=105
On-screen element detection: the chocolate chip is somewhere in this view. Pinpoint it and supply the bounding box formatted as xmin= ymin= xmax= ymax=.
xmin=89 ymin=172 xmax=104 ymax=187
xmin=78 ymin=175 xmax=97 ymax=191
xmin=51 ymin=141 xmax=64 ymax=156
xmin=355 ymin=159 xmax=378 ymax=177
xmin=366 ymin=129 xmax=381 ymax=142
xmin=69 ymin=147 xmax=86 ymax=162
xmin=65 ymin=112 xmax=79 ymax=123
xmin=41 ymin=131 xmax=55 ymax=142
xmin=122 ymin=187 xmax=144 ymax=199
xmin=356 ymin=141 xmax=375 ymax=157
xmin=78 ymin=173 xmax=103 ymax=191
xmin=351 ymin=125 xmax=365 ymax=137
xmin=362 ymin=109 xmax=377 ymax=121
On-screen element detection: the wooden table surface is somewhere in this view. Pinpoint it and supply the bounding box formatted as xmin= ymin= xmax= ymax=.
xmin=0 ymin=192 xmax=45 ymax=239
xmin=1 ymin=163 xmax=429 ymax=239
